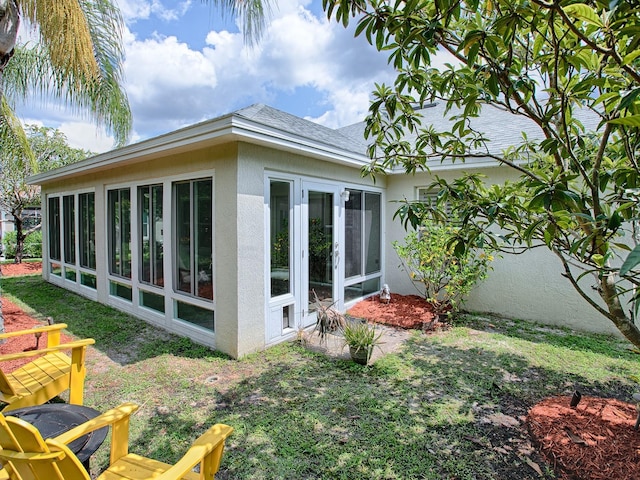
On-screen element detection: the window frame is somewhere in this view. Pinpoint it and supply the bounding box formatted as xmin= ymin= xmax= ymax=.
xmin=46 ymin=190 xmax=97 ymax=290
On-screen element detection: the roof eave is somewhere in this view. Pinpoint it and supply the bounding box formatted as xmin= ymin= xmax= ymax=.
xmin=29 ymin=114 xmax=369 ymax=185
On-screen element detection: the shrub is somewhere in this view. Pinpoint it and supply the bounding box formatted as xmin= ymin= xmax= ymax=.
xmin=393 ymin=221 xmax=493 ymax=316
xmin=2 ymin=230 xmax=42 ymax=259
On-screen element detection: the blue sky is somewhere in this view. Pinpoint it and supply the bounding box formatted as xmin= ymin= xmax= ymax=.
xmin=15 ymin=0 xmax=399 ymax=153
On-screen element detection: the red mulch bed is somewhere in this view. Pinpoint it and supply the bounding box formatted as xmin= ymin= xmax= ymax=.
xmin=527 ymin=395 xmax=640 ymax=480
xmin=0 ymin=261 xmax=43 ymax=277
xmin=1 ymin=261 xmax=72 ymax=372
xmin=347 ymin=293 xmax=438 ymax=329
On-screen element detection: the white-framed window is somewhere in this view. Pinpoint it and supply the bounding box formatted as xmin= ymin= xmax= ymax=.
xmin=46 ymin=191 xmax=97 ymax=289
xmin=107 ymin=188 xmax=132 ymax=279
xmin=173 ymin=178 xmax=213 ymax=301
xmin=344 ymin=189 xmax=382 ymax=302
xmin=138 ymin=184 xmax=164 ymax=288
xmin=269 ymin=179 xmax=292 ymax=298
xmin=171 ymin=177 xmax=214 ymax=332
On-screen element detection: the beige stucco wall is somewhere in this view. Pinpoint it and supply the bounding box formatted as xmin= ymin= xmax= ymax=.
xmin=384 ymin=166 xmax=621 ymax=337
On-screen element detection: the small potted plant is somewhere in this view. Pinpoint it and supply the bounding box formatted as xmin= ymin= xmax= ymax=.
xmin=342 ymin=320 xmax=383 ymax=365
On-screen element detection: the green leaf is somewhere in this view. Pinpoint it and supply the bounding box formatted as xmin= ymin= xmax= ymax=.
xmin=562 ymin=4 xmax=604 ymax=28
xmin=608 ymin=115 xmax=640 ymax=127
xmin=592 ymin=254 xmax=604 ymax=267
xmin=623 ymin=49 xmax=640 ymax=66
xmin=620 ymin=244 xmax=640 ymax=276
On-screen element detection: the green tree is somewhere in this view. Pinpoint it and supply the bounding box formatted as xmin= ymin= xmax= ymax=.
xmin=0 ymin=125 xmax=90 ymax=263
xmin=324 ymin=0 xmax=640 ymax=348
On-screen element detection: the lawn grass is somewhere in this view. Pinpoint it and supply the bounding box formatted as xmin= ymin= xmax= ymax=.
xmin=2 ymin=276 xmax=639 ymax=479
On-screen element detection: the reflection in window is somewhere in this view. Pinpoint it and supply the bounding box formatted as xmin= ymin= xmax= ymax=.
xmin=79 ymin=193 xmax=96 ymax=270
xmin=48 ymin=197 xmax=61 ymax=261
xmin=345 ymin=190 xmax=362 ymax=278
xmin=174 ymin=178 xmax=213 ymax=300
xmin=364 ymin=192 xmax=381 ymax=274
xmin=270 ymin=180 xmax=291 ymax=297
xmin=141 ymin=290 xmax=165 ymax=313
xmin=110 ymin=280 xmax=132 ymax=301
xmin=63 ymin=195 xmax=75 ymax=264
xmin=139 ymin=185 xmax=164 ymax=287
xmin=345 ymin=278 xmax=381 ymax=303
xmin=176 ymin=301 xmax=214 ymax=331
xmin=345 ymin=190 xmax=381 ymax=278
xmin=108 ymin=188 xmax=131 ymax=278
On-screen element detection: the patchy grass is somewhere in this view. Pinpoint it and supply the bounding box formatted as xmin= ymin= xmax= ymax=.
xmin=2 ymin=277 xmax=639 ymax=479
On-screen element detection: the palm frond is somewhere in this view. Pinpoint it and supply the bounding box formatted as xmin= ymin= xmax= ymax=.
xmin=206 ymin=0 xmax=273 ymax=45
xmin=0 ymin=97 xmax=36 ymax=171
xmin=3 ymin=0 xmax=131 ymax=146
xmin=20 ymin=0 xmax=100 ymax=85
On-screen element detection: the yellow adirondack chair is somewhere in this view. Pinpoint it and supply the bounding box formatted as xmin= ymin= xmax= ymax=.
xmin=0 ymin=402 xmax=233 ymax=480
xmin=0 ymin=324 xmax=95 ymax=412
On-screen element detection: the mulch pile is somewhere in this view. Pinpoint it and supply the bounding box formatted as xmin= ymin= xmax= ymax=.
xmin=527 ymin=395 xmax=640 ymax=480
xmin=347 ymin=293 xmax=439 ymax=330
xmin=0 ymin=262 xmax=42 ymax=277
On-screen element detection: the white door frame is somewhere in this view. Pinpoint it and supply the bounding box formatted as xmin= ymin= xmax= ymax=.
xmin=265 ymin=175 xmax=347 ymax=344
xmin=300 ymin=181 xmax=344 ymax=328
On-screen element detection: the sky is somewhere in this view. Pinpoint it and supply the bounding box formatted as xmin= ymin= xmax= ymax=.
xmin=14 ymin=0 xmax=401 ymax=153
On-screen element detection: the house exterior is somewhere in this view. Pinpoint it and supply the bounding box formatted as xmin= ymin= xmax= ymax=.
xmin=29 ymin=103 xmax=617 ymax=358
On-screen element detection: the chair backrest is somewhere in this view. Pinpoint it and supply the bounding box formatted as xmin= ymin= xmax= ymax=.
xmin=0 ymin=414 xmax=90 ymax=480
xmin=0 ymin=371 xmax=16 ymax=396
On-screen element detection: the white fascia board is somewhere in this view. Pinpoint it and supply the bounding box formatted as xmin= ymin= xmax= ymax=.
xmin=386 ymin=155 xmax=516 ymax=175
xmin=29 ymin=115 xmax=369 ymax=185
xmin=230 ymin=117 xmax=369 ymax=168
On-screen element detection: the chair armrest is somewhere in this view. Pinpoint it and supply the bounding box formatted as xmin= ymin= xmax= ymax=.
xmin=0 ymin=324 xmax=68 ymax=341
xmin=0 ymin=339 xmax=95 ymax=363
xmin=53 ymin=402 xmax=139 ymax=445
xmin=156 ymin=424 xmax=234 ymax=480
xmin=0 ymin=449 xmax=66 ymax=462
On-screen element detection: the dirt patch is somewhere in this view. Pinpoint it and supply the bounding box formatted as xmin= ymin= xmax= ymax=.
xmin=527 ymin=395 xmax=640 ymax=480
xmin=0 ymin=261 xmax=43 ymax=277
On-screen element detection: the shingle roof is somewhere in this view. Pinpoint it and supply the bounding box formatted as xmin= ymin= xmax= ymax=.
xmin=235 ymin=104 xmax=366 ymax=154
xmin=334 ymin=101 xmax=601 ymax=171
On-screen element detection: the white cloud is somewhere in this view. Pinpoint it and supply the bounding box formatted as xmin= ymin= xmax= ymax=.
xmin=117 ymin=0 xmax=192 ymax=23
xmin=113 ymin=0 xmax=397 ymax=141
xmin=18 ymin=116 xmax=119 ymax=154
xmin=56 ymin=122 xmax=118 ymax=153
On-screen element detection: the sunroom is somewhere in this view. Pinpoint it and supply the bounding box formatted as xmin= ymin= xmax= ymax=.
xmin=30 ymin=105 xmax=384 ymax=358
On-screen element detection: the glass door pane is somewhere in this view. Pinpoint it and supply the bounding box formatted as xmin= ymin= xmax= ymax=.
xmin=308 ymin=191 xmax=334 ymax=313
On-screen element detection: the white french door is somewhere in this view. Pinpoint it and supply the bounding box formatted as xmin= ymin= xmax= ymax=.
xmin=300 ymin=182 xmax=343 ymax=328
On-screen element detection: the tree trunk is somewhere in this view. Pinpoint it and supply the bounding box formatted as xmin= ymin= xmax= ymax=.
xmin=13 ymin=214 xmax=23 ymax=263
xmin=600 ymin=273 xmax=640 ymax=349
xmin=0 ymin=0 xmax=18 ymax=340
xmin=0 ymin=0 xmax=19 ymax=70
